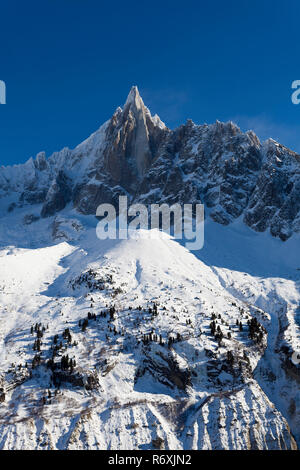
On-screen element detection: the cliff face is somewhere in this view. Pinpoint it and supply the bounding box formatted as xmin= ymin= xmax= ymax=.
xmin=103 ymin=86 xmax=167 ymax=184
xmin=243 ymin=140 xmax=300 ymax=240
xmin=1 ymin=86 xmax=300 ymax=241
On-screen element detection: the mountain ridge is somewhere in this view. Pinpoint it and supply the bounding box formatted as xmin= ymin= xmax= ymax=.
xmin=1 ymin=86 xmax=300 ymax=241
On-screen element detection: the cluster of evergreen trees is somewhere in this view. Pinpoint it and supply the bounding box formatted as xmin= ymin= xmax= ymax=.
xmin=108 ymin=325 xmax=124 ymax=336
xmin=32 ymin=353 xmax=41 ymax=369
xmin=87 ymin=311 xmax=97 ymax=321
xmin=62 ymin=328 xmax=72 ymax=343
xmin=60 ymin=354 xmax=76 ymax=372
xmin=52 ymin=339 xmax=63 ymax=358
xmin=149 ymin=303 xmax=158 ymax=318
xmin=109 ymin=305 xmax=116 ymax=320
xmin=80 ymin=318 xmax=89 ymax=332
xmin=248 ymin=317 xmax=264 ymax=344
xmin=209 ymin=311 xmax=264 ymax=348
xmin=210 ymin=319 xmax=224 ymax=344
xmin=141 ymin=331 xmax=183 ymax=348
xmin=227 ymin=350 xmax=234 ymax=365
xmin=31 ymin=323 xmax=48 ymax=353
xmin=168 ymin=332 xmax=183 ymax=347
xmin=70 ymin=268 xmax=112 ymax=291
xmin=33 ymin=338 xmax=42 ymax=352
xmin=142 ymin=332 xmax=164 ymax=345
xmin=42 ymin=389 xmax=60 ymax=405
xmin=30 ymin=322 xmax=47 ymax=337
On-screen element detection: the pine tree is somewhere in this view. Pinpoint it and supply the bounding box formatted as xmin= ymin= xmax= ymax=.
xmin=81 ymin=319 xmax=88 ymax=332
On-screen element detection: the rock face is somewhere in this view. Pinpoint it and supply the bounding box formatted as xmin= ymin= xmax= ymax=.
xmin=103 ymin=86 xmax=167 ymax=186
xmin=41 ymin=171 xmax=72 ymax=217
xmin=1 ymin=86 xmax=300 ymax=240
xmin=70 ymin=87 xmax=167 ymax=215
xmin=244 ymin=140 xmax=300 ymax=240
xmin=136 ymin=343 xmax=192 ymax=391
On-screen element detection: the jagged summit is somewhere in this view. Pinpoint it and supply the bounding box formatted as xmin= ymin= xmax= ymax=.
xmin=124 ymin=85 xmax=144 ymax=109
xmin=123 ymin=86 xmax=165 ymax=130
xmin=101 ymin=85 xmax=168 ymax=186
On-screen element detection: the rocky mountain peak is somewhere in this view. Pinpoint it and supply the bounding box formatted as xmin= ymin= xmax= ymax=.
xmin=123 ymin=85 xmax=145 ymax=112
xmin=122 ymin=86 xmax=166 ymax=130
xmin=102 ymin=86 xmax=168 ymax=186
xmin=1 ymin=87 xmax=300 ymax=241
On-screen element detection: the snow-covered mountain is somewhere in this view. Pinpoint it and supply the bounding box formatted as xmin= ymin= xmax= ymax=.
xmin=1 ymin=86 xmax=300 ymax=241
xmin=0 ymin=88 xmax=300 ymax=450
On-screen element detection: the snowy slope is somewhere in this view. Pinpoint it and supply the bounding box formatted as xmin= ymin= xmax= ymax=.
xmin=0 ymin=210 xmax=299 ymax=450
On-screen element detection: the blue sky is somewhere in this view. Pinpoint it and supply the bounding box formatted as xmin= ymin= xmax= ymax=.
xmin=1 ymin=0 xmax=300 ymax=166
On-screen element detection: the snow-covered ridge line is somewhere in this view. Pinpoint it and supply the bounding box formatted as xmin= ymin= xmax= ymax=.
xmin=1 ymin=86 xmax=300 ymax=242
